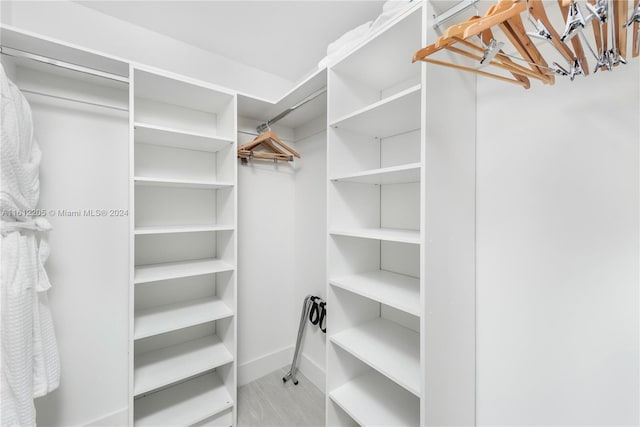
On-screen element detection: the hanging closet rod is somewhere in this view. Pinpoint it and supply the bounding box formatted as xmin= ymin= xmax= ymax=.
xmin=0 ymin=46 xmax=129 ymax=84
xmin=20 ymin=88 xmax=129 ymax=112
xmin=433 ymin=0 xmax=480 ymax=28
xmin=256 ymin=87 xmax=326 ymax=133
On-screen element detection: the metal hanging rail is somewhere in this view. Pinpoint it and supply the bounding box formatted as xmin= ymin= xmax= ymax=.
xmin=256 ymin=87 xmax=327 ymax=133
xmin=432 ymin=0 xmax=481 ymax=28
xmin=0 ymin=45 xmax=129 ymax=84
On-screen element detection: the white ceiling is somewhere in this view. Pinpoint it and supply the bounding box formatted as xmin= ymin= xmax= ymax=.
xmin=76 ymin=1 xmax=385 ymax=82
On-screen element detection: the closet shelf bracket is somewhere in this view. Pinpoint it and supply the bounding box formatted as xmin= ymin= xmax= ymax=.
xmin=256 ymin=87 xmax=326 ymax=133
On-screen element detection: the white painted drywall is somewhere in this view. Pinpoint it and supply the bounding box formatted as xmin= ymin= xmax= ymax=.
xmin=236 ymin=118 xmax=298 ymax=385
xmin=235 ymin=116 xmax=327 ymax=391
xmin=5 ymin=64 xmax=130 ymax=426
xmin=423 ymin=54 xmax=477 ymax=426
xmin=476 ymin=61 xmax=639 ymax=425
xmin=0 ymin=0 xmax=293 ymax=100
xmin=294 ymin=116 xmax=327 ymax=391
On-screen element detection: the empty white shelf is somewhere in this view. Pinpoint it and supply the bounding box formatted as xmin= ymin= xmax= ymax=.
xmin=135 ymin=122 xmax=234 ymax=153
xmin=134 ymin=259 xmax=234 ymax=284
xmin=330 ymin=270 xmax=420 ymax=317
xmin=134 ymin=69 xmax=233 ymax=114
xmin=330 ymin=370 xmax=419 ymax=427
xmin=330 ymin=317 xmax=420 ymax=396
xmin=330 ymin=85 xmax=421 ymax=139
xmin=331 ymin=163 xmax=421 ymax=185
xmin=134 ymin=372 xmax=233 ymax=426
xmin=134 ymin=224 xmax=234 ymax=235
xmin=330 ymin=227 xmax=420 ymax=244
xmin=134 ymin=335 xmax=233 ymax=396
xmin=134 ymin=296 xmax=233 ymax=340
xmin=134 ymin=176 xmax=233 ymax=190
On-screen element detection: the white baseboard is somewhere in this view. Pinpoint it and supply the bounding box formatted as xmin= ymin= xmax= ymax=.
xmin=83 ymin=407 xmax=128 ymax=427
xmin=238 ymin=345 xmax=294 ymax=386
xmin=298 ymin=353 xmax=326 ymax=393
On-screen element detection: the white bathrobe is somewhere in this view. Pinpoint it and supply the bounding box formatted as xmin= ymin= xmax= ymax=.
xmin=1 ymin=64 xmax=60 ymax=426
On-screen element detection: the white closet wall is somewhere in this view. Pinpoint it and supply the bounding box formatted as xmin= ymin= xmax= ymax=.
xmin=293 ymin=116 xmax=328 ymax=390
xmin=236 ymin=120 xmax=298 ymax=384
xmin=422 ymin=4 xmax=477 ymax=424
xmin=1 ymin=55 xmax=130 ymax=426
xmin=0 ymin=0 xmax=293 ymax=99
xmin=236 ymin=113 xmax=328 ymax=389
xmin=476 ymin=60 xmax=640 ymax=425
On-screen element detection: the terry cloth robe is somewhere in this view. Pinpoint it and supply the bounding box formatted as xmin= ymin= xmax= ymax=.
xmin=1 ymin=63 xmax=60 ymax=427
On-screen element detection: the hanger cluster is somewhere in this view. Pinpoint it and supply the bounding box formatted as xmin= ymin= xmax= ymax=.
xmin=238 ymin=130 xmax=301 ymax=164
xmin=413 ymin=0 xmax=640 ymax=88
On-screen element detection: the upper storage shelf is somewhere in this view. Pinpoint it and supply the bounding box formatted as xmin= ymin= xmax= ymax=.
xmin=328 ymin=4 xmax=423 ymax=123
xmin=133 ymin=68 xmax=235 ymax=142
xmin=237 ymin=68 xmax=327 ymax=129
xmin=329 ymin=85 xmax=421 ymax=139
xmin=135 ymin=68 xmax=234 ymax=116
xmin=134 ymin=123 xmax=234 ymax=153
xmin=0 ymin=25 xmax=129 ymax=79
xmin=134 ymin=177 xmax=234 ymax=190
xmin=330 ymin=162 xmax=421 ymax=185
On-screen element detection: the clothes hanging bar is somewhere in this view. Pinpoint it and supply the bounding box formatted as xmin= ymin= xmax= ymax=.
xmin=0 ymin=46 xmax=129 ymax=84
xmin=433 ymin=0 xmax=481 ymax=28
xmin=256 ymin=87 xmax=326 ymax=133
xmin=20 ymin=88 xmax=129 ymax=112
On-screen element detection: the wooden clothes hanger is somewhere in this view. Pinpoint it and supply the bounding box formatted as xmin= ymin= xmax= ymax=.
xmin=614 ymin=0 xmax=629 ymax=62
xmin=413 ymin=0 xmax=637 ymax=88
xmin=457 ymin=0 xmax=526 ymax=37
xmin=413 ymin=0 xmax=553 ymax=88
xmin=528 ymin=0 xmax=576 ymax=64
xmin=631 ymin=0 xmax=640 ymax=57
xmin=238 ymin=130 xmax=301 ymax=163
xmin=587 ymin=0 xmax=605 ymax=58
xmin=413 ymin=18 xmax=534 ymax=88
xmin=557 ymin=0 xmax=591 ymax=74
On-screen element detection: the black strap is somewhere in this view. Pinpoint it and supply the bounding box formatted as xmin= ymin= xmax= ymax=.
xmin=309 ymin=297 xmax=320 ymax=325
xmin=318 ymin=302 xmax=326 ymax=333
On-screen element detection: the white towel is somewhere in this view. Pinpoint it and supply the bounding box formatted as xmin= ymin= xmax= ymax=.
xmin=370 ymin=0 xmax=415 ymax=34
xmin=318 ymin=0 xmax=415 ymax=70
xmin=1 ymin=63 xmax=60 ymax=426
xmin=326 ymin=20 xmax=372 ymax=56
xmin=318 ymin=20 xmax=373 ymax=68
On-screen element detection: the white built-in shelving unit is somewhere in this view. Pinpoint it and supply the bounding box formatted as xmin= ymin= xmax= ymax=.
xmin=326 ymin=2 xmax=477 ymax=425
xmin=2 ymin=3 xmax=477 ymax=423
xmin=129 ymin=66 xmax=237 ymax=426
xmin=326 ymin=4 xmax=424 ymax=426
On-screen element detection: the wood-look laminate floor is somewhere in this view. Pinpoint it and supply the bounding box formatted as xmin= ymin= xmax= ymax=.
xmin=238 ymin=368 xmax=325 ymax=427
